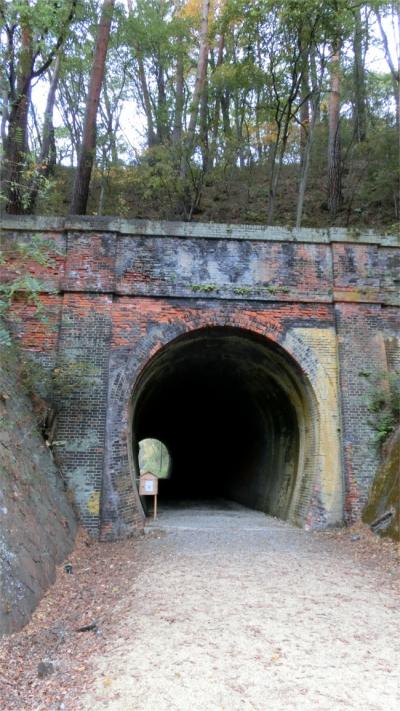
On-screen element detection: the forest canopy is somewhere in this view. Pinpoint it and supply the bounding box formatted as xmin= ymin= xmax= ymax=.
xmin=0 ymin=0 xmax=399 ymax=227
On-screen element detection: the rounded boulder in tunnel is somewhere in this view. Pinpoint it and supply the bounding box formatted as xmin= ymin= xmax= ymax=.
xmin=131 ymin=327 xmax=316 ymax=522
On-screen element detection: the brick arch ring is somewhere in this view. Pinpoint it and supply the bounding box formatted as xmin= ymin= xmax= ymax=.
xmin=100 ymin=310 xmax=342 ymax=540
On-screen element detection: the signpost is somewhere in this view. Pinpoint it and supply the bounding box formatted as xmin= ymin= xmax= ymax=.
xmin=139 ymin=472 xmax=159 ymax=519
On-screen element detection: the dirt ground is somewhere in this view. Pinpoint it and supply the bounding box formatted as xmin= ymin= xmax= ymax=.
xmin=1 ymin=500 xmax=399 ymax=711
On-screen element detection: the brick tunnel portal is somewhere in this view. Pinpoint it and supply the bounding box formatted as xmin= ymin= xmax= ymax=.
xmin=131 ymin=328 xmax=316 ymax=521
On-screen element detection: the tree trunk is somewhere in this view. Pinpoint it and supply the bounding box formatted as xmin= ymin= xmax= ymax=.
xmin=220 ymin=92 xmax=231 ymax=138
xmin=299 ymin=26 xmax=310 ymax=162
xmin=234 ymin=94 xmax=245 ymax=168
xmin=296 ymin=98 xmax=320 ymax=227
xmin=39 ymin=57 xmax=61 ymax=168
xmin=98 ymin=146 xmax=107 ymax=215
xmin=327 ymin=44 xmax=342 ymax=220
xmin=376 ymin=7 xmax=400 ymax=129
xmin=300 ymin=65 xmax=310 ymax=161
xmin=127 ymin=0 xmax=156 ymax=147
xmin=101 ymin=80 xmax=120 ymax=165
xmin=58 ymin=78 xmax=83 ymax=163
xmin=137 ymin=53 xmax=157 ymax=147
xmin=181 ymin=0 xmax=210 ymax=177
xmin=310 ymin=48 xmax=321 ymax=125
xmin=1 ymin=26 xmax=13 ymax=153
xmin=296 ymin=46 xmax=324 ymax=228
xmin=209 ymin=32 xmax=225 ymax=167
xmin=30 ymin=103 xmax=42 ymax=150
xmin=353 ymin=7 xmax=367 ymax=142
xmin=4 ymin=25 xmax=33 ymax=214
xmin=199 ymin=78 xmax=209 ymax=171
xmin=172 ymin=49 xmax=184 ymax=145
xmin=1 ymin=85 xmax=8 ymax=149
xmin=156 ymin=57 xmax=168 ymax=144
xmin=3 ymin=0 xmax=76 ymax=214
xmin=27 ymin=53 xmax=61 ymax=212
xmin=268 ymin=56 xmax=303 ymax=224
xmin=267 ymin=109 xmax=292 ymax=225
xmin=70 ymin=0 xmax=115 ymax=215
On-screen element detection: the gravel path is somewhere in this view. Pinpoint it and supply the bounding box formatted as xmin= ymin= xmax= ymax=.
xmin=80 ymin=501 xmax=400 ymax=711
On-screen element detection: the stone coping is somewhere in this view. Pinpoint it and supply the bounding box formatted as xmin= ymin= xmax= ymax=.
xmin=0 ymin=215 xmax=398 ymax=246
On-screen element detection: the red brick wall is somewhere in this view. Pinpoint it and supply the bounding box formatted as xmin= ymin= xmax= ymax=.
xmin=1 ymin=218 xmax=398 ymax=537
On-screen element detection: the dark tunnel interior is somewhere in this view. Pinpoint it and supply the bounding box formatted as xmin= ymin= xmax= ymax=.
xmin=131 ymin=328 xmax=311 ymax=520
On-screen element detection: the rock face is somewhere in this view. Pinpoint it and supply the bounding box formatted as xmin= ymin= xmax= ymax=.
xmin=0 ymin=345 xmax=77 ymax=636
xmin=362 ymin=427 xmax=400 ymax=541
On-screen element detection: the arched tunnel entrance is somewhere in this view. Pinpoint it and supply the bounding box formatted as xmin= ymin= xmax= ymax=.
xmin=131 ymin=327 xmax=317 ymax=523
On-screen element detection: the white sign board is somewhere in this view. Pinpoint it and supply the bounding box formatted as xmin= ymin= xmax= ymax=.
xmin=144 ymin=479 xmax=154 ymax=494
xmin=139 ymin=472 xmax=159 ymax=496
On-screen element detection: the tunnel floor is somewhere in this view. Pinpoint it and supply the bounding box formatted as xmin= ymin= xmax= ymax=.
xmin=132 ymin=327 xmax=313 ymax=523
xmin=142 ymin=497 xmax=246 ymax=520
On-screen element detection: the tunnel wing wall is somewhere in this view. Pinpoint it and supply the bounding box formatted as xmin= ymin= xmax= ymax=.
xmin=335 ymin=303 xmax=400 ymax=523
xmin=283 ymin=327 xmax=343 ymax=527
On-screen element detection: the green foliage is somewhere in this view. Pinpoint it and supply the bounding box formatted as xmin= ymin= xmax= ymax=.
xmin=5 ymin=349 xmax=101 ymax=437
xmin=0 ymin=323 xmax=12 ymax=348
xmin=0 ymin=235 xmax=58 ymax=346
xmin=0 ymin=151 xmax=53 ymax=213
xmin=0 ymin=234 xmax=56 ymax=268
xmin=232 ymin=285 xmax=290 ymax=295
xmin=16 ymin=347 xmax=99 ymax=406
xmin=212 ymin=61 xmax=266 ymax=93
xmin=190 ymin=283 xmax=219 ymax=293
xmin=2 ymin=0 xmax=398 ymax=224
xmin=132 ymin=145 xmax=184 ymax=206
xmin=0 ymin=275 xmax=46 ymax=306
xmin=232 ymin=286 xmax=253 ymax=295
xmin=362 ymin=371 xmax=400 ymax=448
xmin=138 ymin=438 xmax=170 ymax=479
xmin=125 ymin=144 xmax=207 ymax=221
xmin=1 ymin=0 xmax=76 ymax=55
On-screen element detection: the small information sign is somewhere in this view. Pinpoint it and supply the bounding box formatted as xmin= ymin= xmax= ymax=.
xmin=139 ymin=472 xmax=158 ymax=496
xmin=139 ymin=472 xmax=159 ymax=519
xmin=144 ymin=479 xmax=154 ymax=494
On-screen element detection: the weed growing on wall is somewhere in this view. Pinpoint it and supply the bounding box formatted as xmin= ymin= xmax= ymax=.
xmin=0 ymin=235 xmax=59 ymax=345
xmin=3 ymin=348 xmax=102 ymax=443
xmin=362 ymin=371 xmax=400 ymax=448
xmin=0 ymin=235 xmax=92 ymax=437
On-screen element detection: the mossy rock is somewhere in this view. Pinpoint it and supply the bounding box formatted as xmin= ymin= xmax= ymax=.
xmin=362 ymin=427 xmax=400 ymax=541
